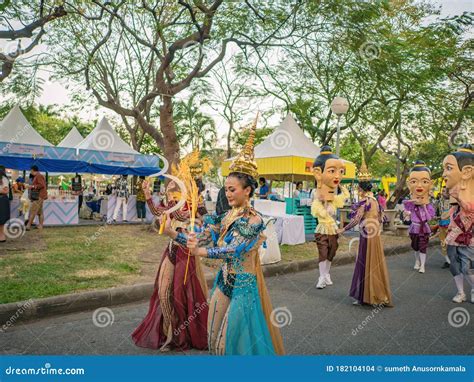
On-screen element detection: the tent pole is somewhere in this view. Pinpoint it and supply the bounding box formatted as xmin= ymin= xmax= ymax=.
xmin=289 ymin=174 xmax=295 ymax=198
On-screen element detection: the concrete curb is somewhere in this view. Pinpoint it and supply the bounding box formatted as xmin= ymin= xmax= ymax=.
xmin=0 ymin=239 xmax=439 ymax=326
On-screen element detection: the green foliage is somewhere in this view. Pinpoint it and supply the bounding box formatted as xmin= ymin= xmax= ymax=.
xmin=174 ymin=95 xmax=217 ymax=151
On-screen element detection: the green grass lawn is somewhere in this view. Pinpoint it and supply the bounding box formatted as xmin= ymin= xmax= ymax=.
xmin=0 ymin=225 xmax=168 ymax=304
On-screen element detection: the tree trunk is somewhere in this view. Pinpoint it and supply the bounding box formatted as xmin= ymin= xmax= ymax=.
xmin=160 ymin=96 xmax=180 ymax=168
xmin=226 ymin=119 xmax=233 ymax=159
xmin=387 ymin=167 xmax=409 ymax=209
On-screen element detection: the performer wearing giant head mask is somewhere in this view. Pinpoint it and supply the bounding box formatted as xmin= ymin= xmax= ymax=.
xmin=403 ymin=160 xmax=435 ymax=274
xmin=442 ymin=144 xmax=474 ymax=303
xmin=311 ymin=146 xmax=350 ymax=289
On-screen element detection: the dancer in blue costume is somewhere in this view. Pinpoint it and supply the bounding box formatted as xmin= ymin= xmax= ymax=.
xmin=163 ymin=116 xmax=284 ymax=355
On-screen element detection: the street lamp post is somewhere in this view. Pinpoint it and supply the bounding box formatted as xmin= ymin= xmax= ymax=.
xmin=330 ymin=97 xmax=349 ymax=156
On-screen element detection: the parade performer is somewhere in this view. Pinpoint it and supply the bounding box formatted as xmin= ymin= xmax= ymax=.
xmin=132 ymin=152 xmax=211 ymax=352
xmin=311 ymin=146 xmax=350 ymax=289
xmin=163 ymin=116 xmax=285 ymax=355
xmin=403 ymin=160 xmax=435 ymax=274
xmin=434 ymin=186 xmax=451 ymax=268
xmin=442 ymin=144 xmax=474 ymax=303
xmin=338 ymin=159 xmax=393 ymax=306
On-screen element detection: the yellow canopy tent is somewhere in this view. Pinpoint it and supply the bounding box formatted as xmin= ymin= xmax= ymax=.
xmin=221 ymin=114 xmax=356 ymax=181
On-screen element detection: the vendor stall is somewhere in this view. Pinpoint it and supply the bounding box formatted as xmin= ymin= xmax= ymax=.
xmin=0 ymin=107 xmax=162 ymax=226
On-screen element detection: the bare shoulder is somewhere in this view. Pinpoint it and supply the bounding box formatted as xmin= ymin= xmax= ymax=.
xmin=248 ymin=213 xmax=263 ymax=226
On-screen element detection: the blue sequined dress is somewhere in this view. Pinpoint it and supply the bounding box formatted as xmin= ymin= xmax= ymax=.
xmin=175 ymin=206 xmax=285 ymax=355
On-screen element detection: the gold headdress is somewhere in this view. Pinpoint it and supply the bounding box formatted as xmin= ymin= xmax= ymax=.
xmin=357 ymin=152 xmax=372 ymax=181
xmin=229 ymin=114 xmax=259 ymax=179
xmin=171 ymin=150 xmax=212 ymax=179
xmin=186 ymin=150 xmax=213 ymax=178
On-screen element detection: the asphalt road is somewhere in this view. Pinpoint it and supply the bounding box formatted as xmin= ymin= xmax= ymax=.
xmin=2 ymin=246 xmax=473 ymax=355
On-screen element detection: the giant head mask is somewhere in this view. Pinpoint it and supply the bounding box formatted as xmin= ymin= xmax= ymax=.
xmin=406 ymin=160 xmax=433 ymax=205
xmin=442 ymin=144 xmax=474 ymax=204
xmin=312 ymin=146 xmax=345 ymax=202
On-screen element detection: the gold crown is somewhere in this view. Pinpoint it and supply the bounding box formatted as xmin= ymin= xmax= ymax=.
xmin=229 ymin=114 xmax=259 ymax=179
xmin=358 ymin=153 xmax=372 ymax=181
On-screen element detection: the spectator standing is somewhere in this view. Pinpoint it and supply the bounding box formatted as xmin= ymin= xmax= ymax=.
xmin=135 ymin=176 xmax=147 ymax=223
xmin=113 ymin=175 xmax=129 ymax=222
xmin=26 ymin=165 xmax=48 ymax=230
xmin=0 ymin=166 xmax=11 ymax=243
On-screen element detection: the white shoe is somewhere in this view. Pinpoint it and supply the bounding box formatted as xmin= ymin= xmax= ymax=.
xmin=452 ymin=292 xmax=466 ymax=303
xmin=414 ymin=260 xmax=420 ymax=270
xmin=471 ymin=289 xmax=474 ymax=304
xmin=418 ymin=265 xmax=425 ymax=274
xmin=325 ymin=274 xmax=333 ymax=286
xmin=316 ymin=277 xmax=326 ymax=289
xmin=352 ymin=300 xmax=361 ymax=305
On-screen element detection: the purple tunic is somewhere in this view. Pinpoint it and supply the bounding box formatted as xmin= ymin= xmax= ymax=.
xmin=403 ymin=201 xmax=435 ymax=235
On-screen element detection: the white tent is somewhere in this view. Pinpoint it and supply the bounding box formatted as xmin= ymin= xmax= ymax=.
xmin=222 ymin=113 xmax=356 ymax=181
xmin=254 ymin=114 xmax=320 ymax=159
xmin=75 ymin=117 xmax=138 ymax=154
xmin=57 ymin=127 xmax=84 ymax=148
xmin=0 ymin=105 xmax=53 ymax=146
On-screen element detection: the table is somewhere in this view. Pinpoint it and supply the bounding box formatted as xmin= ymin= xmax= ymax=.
xmin=383 ymin=209 xmax=397 ymax=231
xmin=259 ymin=212 xmax=305 ymax=245
xmin=9 ymin=199 xmax=20 ymax=219
xmin=299 ymin=197 xmax=312 ymax=207
xmin=102 ymin=195 xmax=160 ymax=223
xmin=33 ymin=198 xmax=79 ymax=225
xmin=253 ymin=199 xmax=286 ymax=216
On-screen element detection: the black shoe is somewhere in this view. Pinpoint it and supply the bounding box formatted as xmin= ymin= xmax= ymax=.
xmin=442 ymin=262 xmax=450 ymax=269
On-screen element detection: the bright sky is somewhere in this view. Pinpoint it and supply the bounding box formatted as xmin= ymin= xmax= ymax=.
xmin=1 ymin=0 xmax=473 ymax=148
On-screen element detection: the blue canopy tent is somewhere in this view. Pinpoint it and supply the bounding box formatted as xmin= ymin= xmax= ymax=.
xmin=0 ymin=141 xmax=161 ymax=175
